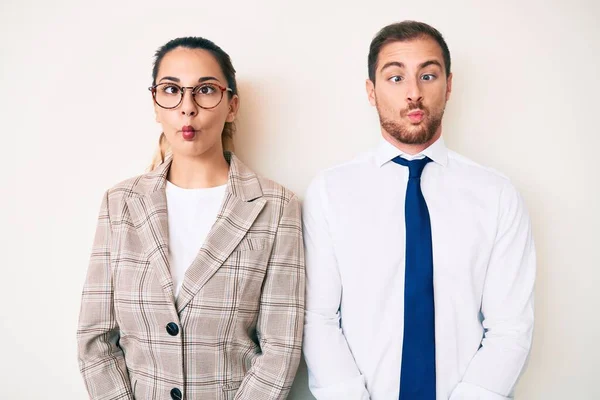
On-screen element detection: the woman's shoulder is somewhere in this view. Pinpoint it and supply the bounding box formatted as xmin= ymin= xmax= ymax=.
xmin=252 ymin=175 xmax=301 ymax=224
xmin=255 ymin=175 xmax=297 ymax=204
xmin=229 ymin=152 xmax=297 ymax=208
xmin=104 ymin=169 xmax=161 ymax=204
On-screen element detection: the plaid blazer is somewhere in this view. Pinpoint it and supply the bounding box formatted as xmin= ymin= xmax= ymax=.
xmin=77 ymin=153 xmax=305 ymax=400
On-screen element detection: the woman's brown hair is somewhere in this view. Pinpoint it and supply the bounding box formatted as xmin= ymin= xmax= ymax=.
xmin=149 ymin=37 xmax=238 ymax=170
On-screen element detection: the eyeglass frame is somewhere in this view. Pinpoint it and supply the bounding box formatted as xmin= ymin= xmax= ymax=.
xmin=148 ymin=82 xmax=234 ymax=110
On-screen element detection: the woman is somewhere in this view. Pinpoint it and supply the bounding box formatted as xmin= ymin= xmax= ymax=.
xmin=77 ymin=37 xmax=305 ymax=400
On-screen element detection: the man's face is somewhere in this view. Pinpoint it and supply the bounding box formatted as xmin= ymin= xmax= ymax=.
xmin=367 ymin=37 xmax=452 ymax=147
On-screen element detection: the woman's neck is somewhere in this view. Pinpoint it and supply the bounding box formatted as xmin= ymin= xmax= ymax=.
xmin=167 ymin=149 xmax=229 ymax=189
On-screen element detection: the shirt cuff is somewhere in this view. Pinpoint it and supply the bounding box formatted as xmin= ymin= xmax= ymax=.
xmin=449 ymin=382 xmax=513 ymax=400
xmin=310 ymin=374 xmax=370 ymax=400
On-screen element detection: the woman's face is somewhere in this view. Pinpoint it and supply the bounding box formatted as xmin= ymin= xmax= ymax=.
xmin=153 ymin=47 xmax=238 ymax=159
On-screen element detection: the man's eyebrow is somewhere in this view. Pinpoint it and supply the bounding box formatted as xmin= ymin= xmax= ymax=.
xmin=419 ymin=60 xmax=443 ymax=69
xmin=381 ymin=61 xmax=405 ymax=71
xmin=380 ymin=60 xmax=443 ymax=72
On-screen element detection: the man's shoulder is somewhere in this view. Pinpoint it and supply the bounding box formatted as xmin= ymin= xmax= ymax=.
xmin=446 ymin=149 xmax=511 ymax=187
xmin=310 ymin=151 xmax=378 ymax=186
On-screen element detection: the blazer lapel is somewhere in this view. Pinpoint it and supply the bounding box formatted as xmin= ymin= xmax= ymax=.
xmin=176 ymin=152 xmax=266 ymax=313
xmin=125 ymin=158 xmax=174 ymax=303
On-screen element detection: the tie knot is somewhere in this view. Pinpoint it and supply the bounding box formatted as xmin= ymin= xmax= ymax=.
xmin=392 ymin=156 xmax=432 ymax=179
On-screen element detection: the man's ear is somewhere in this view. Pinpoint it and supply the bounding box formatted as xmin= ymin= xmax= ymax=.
xmin=366 ymin=79 xmax=377 ymax=106
xmin=445 ymin=73 xmax=453 ymax=102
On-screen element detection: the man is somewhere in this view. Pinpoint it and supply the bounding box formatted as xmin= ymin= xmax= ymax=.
xmin=302 ymin=21 xmax=536 ymax=400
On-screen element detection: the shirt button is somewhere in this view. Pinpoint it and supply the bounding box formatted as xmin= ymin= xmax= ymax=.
xmin=166 ymin=322 xmax=179 ymax=336
xmin=170 ymin=388 xmax=182 ymax=400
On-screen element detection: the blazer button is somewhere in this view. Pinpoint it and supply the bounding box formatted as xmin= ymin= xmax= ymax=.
xmin=166 ymin=322 xmax=179 ymax=336
xmin=170 ymin=388 xmax=182 ymax=400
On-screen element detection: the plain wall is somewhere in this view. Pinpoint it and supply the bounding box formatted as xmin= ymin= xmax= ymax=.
xmin=1 ymin=0 xmax=598 ymax=398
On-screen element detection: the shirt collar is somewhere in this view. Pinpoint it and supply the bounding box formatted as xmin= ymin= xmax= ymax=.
xmin=374 ymin=135 xmax=449 ymax=167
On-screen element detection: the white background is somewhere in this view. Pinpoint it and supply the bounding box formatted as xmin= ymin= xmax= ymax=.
xmin=1 ymin=0 xmax=598 ymax=398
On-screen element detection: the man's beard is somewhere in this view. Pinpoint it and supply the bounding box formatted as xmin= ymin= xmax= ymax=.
xmin=377 ymin=100 xmax=445 ymax=145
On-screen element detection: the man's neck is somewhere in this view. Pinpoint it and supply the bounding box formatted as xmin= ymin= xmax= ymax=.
xmin=381 ymin=129 xmax=442 ymax=156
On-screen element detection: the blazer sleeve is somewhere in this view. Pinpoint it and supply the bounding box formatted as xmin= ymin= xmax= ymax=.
xmin=77 ymin=190 xmax=133 ymax=400
xmin=234 ymin=194 xmax=306 ymax=400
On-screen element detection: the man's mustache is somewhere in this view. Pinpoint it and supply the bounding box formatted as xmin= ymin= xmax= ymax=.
xmin=400 ymin=101 xmax=428 ymax=117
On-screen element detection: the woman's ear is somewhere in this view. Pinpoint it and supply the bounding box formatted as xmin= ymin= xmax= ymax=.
xmin=153 ymin=97 xmax=162 ymax=123
xmin=226 ymin=95 xmax=239 ymax=123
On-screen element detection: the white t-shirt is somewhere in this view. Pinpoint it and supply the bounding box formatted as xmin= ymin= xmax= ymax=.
xmin=165 ymin=181 xmax=227 ymax=297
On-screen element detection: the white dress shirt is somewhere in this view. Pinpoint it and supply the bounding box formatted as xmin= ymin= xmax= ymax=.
xmin=165 ymin=181 xmax=227 ymax=297
xmin=302 ymin=137 xmax=536 ymax=400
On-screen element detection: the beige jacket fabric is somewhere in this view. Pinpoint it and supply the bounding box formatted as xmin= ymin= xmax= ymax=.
xmin=77 ymin=153 xmax=305 ymax=400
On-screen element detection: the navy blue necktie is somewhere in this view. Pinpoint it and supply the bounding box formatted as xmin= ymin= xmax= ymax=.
xmin=392 ymin=156 xmax=436 ymax=400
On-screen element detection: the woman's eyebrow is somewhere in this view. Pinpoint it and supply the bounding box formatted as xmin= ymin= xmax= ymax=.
xmin=159 ymin=76 xmax=180 ymax=83
xmin=198 ymin=76 xmax=220 ymax=83
xmin=158 ymin=76 xmax=222 ymax=83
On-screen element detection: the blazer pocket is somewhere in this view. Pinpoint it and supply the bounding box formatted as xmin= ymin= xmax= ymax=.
xmin=233 ymin=237 xmax=270 ymax=252
xmin=222 ymin=381 xmax=242 ymax=400
xmin=221 ymin=382 xmax=242 ymax=400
